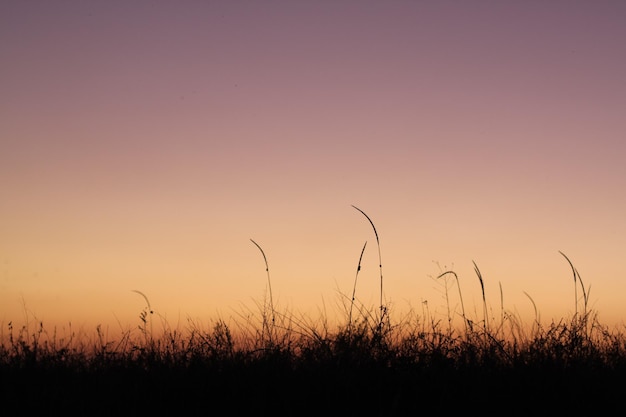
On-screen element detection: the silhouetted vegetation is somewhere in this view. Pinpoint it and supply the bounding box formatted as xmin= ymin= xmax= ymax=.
xmin=2 ymin=209 xmax=624 ymax=415
xmin=2 ymin=285 xmax=626 ymax=416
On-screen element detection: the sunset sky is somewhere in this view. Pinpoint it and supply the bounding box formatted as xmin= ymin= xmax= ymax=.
xmin=2 ymin=1 xmax=626 ymax=334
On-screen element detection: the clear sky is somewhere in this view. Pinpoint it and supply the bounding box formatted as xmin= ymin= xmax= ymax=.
xmin=2 ymin=1 xmax=626 ymax=334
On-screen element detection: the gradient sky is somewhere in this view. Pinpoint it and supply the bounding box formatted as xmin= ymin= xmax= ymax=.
xmin=2 ymin=1 xmax=626 ymax=334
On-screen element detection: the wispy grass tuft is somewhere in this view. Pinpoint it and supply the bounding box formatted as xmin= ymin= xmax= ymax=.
xmin=1 ymin=249 xmax=625 ymax=414
xmin=2 ymin=212 xmax=624 ymax=414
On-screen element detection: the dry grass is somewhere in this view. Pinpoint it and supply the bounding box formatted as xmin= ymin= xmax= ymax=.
xmin=1 ymin=207 xmax=624 ymax=415
xmin=2 ymin=283 xmax=625 ymax=415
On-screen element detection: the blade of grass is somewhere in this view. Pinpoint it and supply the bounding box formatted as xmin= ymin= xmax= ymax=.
xmin=472 ymin=260 xmax=488 ymax=335
xmin=131 ymin=290 xmax=153 ymax=342
xmin=250 ymin=239 xmax=275 ymax=342
xmin=523 ymin=291 xmax=539 ymax=336
xmin=437 ymin=270 xmax=468 ymax=335
xmin=559 ymin=251 xmax=588 ymax=318
xmin=351 ymin=205 xmax=384 ymax=322
xmin=349 ymin=241 xmax=367 ymax=333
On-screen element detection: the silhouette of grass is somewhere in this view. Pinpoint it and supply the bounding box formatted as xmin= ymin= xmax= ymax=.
xmin=349 ymin=240 xmax=367 ymax=335
xmin=250 ymin=238 xmax=276 ymax=345
xmin=1 ymin=209 xmax=624 ymax=414
xmin=131 ymin=289 xmax=153 ymax=344
xmin=437 ymin=269 xmax=469 ymax=336
xmin=2 ymin=282 xmax=625 ymax=415
xmin=351 ymin=205 xmax=386 ymax=333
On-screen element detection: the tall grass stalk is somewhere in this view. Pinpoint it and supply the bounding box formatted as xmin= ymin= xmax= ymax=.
xmin=523 ymin=291 xmax=539 ymax=336
xmin=349 ymin=241 xmax=367 ymax=334
xmin=351 ymin=205 xmax=385 ymax=328
xmin=131 ymin=289 xmax=153 ymax=344
xmin=472 ymin=261 xmax=489 ymax=336
xmin=250 ymin=238 xmax=275 ymax=344
xmin=439 ymin=271 xmax=454 ymax=335
xmin=559 ymin=251 xmax=591 ymax=338
xmin=498 ymin=281 xmax=504 ymax=338
xmin=559 ymin=251 xmax=589 ymax=319
xmin=437 ymin=270 xmax=468 ymax=335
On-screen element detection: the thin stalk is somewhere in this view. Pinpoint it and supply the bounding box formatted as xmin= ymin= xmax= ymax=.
xmin=250 ymin=239 xmax=275 ymax=342
xmin=559 ymin=251 xmax=588 ymax=318
xmin=351 ymin=205 xmax=384 ymax=322
xmin=131 ymin=289 xmax=153 ymax=343
xmin=499 ymin=281 xmax=504 ymax=338
xmin=472 ymin=260 xmax=488 ymax=335
xmin=523 ymin=291 xmax=539 ymax=336
xmin=349 ymin=241 xmax=367 ymax=333
xmin=559 ymin=251 xmax=590 ymax=337
xmin=437 ymin=270 xmax=468 ymax=335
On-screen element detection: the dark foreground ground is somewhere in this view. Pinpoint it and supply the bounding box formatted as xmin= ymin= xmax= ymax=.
xmin=3 ymin=310 xmax=625 ymax=416
xmin=2 ymin=355 xmax=624 ymax=416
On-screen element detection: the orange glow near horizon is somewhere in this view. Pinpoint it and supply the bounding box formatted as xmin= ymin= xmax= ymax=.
xmin=2 ymin=2 xmax=626 ymax=336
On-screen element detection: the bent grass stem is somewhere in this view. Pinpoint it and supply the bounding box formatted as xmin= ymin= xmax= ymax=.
xmin=250 ymin=239 xmax=275 ymax=343
xmin=351 ymin=205 xmax=384 ymax=327
xmin=349 ymin=241 xmax=367 ymax=334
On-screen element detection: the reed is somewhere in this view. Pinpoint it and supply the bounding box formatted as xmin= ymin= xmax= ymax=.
xmin=351 ymin=205 xmax=385 ymax=330
xmin=1 ymin=255 xmax=624 ymax=414
xmin=1 ymin=211 xmax=623 ymax=414
xmin=348 ymin=241 xmax=367 ymax=335
xmin=472 ymin=260 xmax=489 ymax=336
xmin=559 ymin=251 xmax=590 ymax=318
xmin=523 ymin=291 xmax=539 ymax=336
xmin=250 ymin=238 xmax=276 ymax=345
xmin=132 ymin=289 xmax=154 ymax=344
xmin=437 ymin=270 xmax=468 ymax=335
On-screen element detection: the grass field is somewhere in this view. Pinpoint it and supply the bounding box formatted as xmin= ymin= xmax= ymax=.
xmin=2 ymin=210 xmax=624 ymax=415
xmin=2 ymin=271 xmax=625 ymax=416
